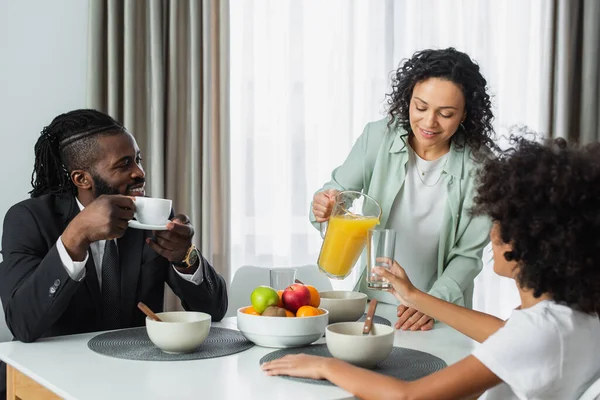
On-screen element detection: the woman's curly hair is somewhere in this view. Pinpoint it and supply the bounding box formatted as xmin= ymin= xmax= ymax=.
xmin=472 ymin=136 xmax=600 ymax=314
xmin=387 ymin=48 xmax=497 ymax=158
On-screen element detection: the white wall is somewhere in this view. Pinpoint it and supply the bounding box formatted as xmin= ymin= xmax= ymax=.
xmin=0 ymin=0 xmax=89 ymax=340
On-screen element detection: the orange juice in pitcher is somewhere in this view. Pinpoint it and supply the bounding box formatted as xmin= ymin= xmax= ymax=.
xmin=318 ymin=215 xmax=379 ymax=278
xmin=317 ymin=191 xmax=382 ymax=279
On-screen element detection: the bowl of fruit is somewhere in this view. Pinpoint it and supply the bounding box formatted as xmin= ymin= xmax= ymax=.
xmin=237 ymin=283 xmax=329 ymax=348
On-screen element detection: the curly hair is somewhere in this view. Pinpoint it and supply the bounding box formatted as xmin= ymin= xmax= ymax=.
xmin=386 ymin=48 xmax=497 ymax=158
xmin=472 ymin=136 xmax=600 ymax=314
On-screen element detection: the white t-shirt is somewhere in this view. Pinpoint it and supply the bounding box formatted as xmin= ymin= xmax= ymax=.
xmin=387 ymin=148 xmax=449 ymax=293
xmin=474 ymin=300 xmax=600 ymax=400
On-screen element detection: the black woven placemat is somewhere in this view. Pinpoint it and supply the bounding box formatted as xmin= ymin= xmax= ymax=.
xmin=357 ymin=314 xmax=391 ymax=326
xmin=259 ymin=344 xmax=446 ymax=385
xmin=88 ymin=326 xmax=253 ymax=361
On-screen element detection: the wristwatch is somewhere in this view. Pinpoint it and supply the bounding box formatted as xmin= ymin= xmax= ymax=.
xmin=177 ymin=245 xmax=200 ymax=269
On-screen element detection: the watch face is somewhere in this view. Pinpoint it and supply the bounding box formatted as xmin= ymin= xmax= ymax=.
xmin=188 ymin=248 xmax=199 ymax=265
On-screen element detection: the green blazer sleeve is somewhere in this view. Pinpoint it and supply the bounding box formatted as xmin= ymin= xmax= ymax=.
xmin=308 ymin=121 xmax=383 ymax=229
xmin=428 ymin=214 xmax=490 ymax=306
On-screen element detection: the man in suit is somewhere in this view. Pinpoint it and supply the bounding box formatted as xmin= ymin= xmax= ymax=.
xmin=0 ymin=109 xmax=228 ymax=394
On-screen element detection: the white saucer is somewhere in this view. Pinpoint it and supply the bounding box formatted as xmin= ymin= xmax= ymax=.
xmin=128 ymin=220 xmax=169 ymax=231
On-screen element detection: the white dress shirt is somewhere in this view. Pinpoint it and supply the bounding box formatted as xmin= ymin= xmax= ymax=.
xmin=56 ymin=198 xmax=203 ymax=287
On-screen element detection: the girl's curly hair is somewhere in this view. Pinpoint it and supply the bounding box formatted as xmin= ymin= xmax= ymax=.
xmin=387 ymin=48 xmax=497 ymax=158
xmin=472 ymin=136 xmax=600 ymax=314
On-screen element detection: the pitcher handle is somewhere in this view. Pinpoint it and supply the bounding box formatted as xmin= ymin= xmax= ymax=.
xmin=319 ymin=221 xmax=328 ymax=239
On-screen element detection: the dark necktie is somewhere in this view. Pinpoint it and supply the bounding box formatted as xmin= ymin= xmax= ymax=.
xmin=102 ymin=239 xmax=121 ymax=329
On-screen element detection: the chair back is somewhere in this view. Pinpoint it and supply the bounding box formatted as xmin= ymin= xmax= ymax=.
xmin=579 ymin=376 xmax=600 ymax=400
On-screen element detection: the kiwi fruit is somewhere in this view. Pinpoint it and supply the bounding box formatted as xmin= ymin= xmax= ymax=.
xmin=261 ymin=306 xmax=287 ymax=317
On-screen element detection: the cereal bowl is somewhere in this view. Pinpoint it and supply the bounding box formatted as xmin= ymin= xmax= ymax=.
xmin=326 ymin=322 xmax=394 ymax=368
xmin=318 ymin=291 xmax=368 ymax=324
xmin=146 ymin=311 xmax=211 ymax=354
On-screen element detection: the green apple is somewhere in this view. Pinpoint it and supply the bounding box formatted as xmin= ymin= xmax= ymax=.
xmin=250 ymin=286 xmax=280 ymax=314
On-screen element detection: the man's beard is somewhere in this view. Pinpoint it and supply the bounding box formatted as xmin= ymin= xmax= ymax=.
xmin=92 ymin=174 xmax=121 ymax=197
xmin=91 ymin=174 xmax=146 ymax=198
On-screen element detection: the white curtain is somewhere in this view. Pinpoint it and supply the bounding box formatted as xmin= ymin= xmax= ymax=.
xmin=230 ymin=0 xmax=550 ymax=317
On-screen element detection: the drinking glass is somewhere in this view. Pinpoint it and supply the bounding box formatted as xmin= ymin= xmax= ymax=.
xmin=366 ymin=229 xmax=396 ymax=289
xmin=269 ymin=268 xmax=297 ymax=290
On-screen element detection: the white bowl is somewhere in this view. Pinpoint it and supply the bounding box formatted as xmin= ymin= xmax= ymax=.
xmin=326 ymin=322 xmax=394 ymax=368
xmin=318 ymin=291 xmax=368 ymax=324
xmin=146 ymin=311 xmax=211 ymax=354
xmin=237 ymin=307 xmax=329 ymax=348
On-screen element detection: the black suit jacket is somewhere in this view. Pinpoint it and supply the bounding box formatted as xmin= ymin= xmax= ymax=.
xmin=0 ymin=193 xmax=228 ymax=343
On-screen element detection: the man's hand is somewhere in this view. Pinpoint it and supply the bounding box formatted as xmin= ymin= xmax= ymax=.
xmin=62 ymin=195 xmax=136 ymax=260
xmin=147 ymin=214 xmax=194 ymax=264
xmin=312 ymin=189 xmax=339 ymax=222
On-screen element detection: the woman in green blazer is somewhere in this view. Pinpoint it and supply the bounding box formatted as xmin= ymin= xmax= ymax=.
xmin=310 ymin=48 xmax=497 ymax=331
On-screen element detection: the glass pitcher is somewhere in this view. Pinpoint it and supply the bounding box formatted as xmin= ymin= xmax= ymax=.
xmin=317 ymin=190 xmax=382 ymax=279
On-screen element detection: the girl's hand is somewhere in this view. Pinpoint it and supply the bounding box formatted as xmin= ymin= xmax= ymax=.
xmin=373 ymin=259 xmax=417 ymax=306
xmin=374 ymin=260 xmax=433 ymax=331
xmin=262 ymin=354 xmax=331 ymax=380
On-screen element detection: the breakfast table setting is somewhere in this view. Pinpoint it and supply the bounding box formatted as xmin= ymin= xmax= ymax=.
xmin=0 ymin=191 xmax=476 ymax=399
xmin=0 ymin=300 xmax=475 ymax=400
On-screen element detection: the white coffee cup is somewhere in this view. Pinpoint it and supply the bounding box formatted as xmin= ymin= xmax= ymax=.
xmin=134 ymin=197 xmax=172 ymax=225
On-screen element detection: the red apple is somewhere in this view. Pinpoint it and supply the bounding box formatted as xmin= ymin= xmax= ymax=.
xmin=282 ymin=284 xmax=311 ymax=313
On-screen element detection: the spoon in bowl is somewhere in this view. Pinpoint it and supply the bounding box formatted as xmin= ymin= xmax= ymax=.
xmin=362 ymin=299 xmax=378 ymax=335
xmin=137 ymin=302 xmax=162 ymax=322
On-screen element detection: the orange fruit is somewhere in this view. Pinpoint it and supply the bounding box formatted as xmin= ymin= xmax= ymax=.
xmin=276 ymin=290 xmax=284 ymax=307
xmin=242 ymin=306 xmax=260 ymax=315
xmin=295 ymin=305 xmax=322 ymax=317
xmin=285 ymin=310 xmax=295 ymax=317
xmin=306 ymin=285 xmax=320 ymax=307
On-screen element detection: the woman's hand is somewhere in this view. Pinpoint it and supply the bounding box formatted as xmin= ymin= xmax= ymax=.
xmin=396 ymin=305 xmax=434 ymax=331
xmin=312 ymin=189 xmax=339 ymax=222
xmin=374 ymin=261 xmax=433 ymax=331
xmin=262 ymin=354 xmax=331 ymax=380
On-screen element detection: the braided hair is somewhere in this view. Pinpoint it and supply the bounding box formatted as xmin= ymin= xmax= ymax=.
xmin=30 ymin=109 xmax=125 ymax=198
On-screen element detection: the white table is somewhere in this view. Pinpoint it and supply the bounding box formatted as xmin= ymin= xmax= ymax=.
xmin=0 ymin=304 xmax=474 ymax=400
